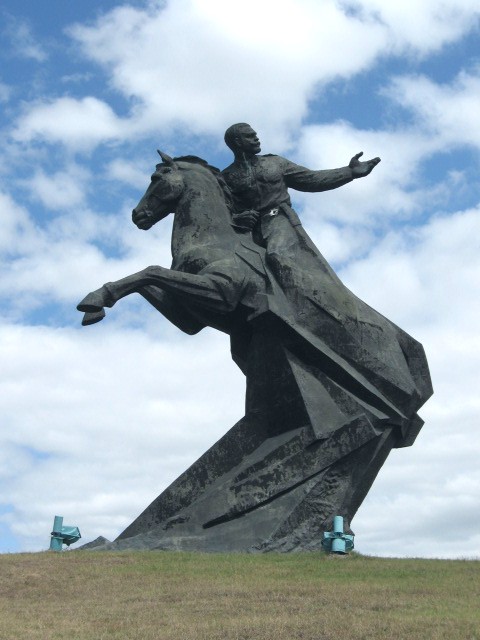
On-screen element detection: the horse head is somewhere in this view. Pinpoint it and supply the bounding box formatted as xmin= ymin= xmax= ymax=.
xmin=132 ymin=151 xmax=185 ymax=230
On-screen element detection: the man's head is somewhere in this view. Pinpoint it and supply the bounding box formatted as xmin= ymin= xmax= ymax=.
xmin=224 ymin=123 xmax=261 ymax=156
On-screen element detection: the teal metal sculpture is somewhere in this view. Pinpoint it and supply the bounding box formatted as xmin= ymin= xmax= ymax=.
xmin=49 ymin=515 xmax=81 ymax=551
xmin=322 ymin=516 xmax=354 ymax=555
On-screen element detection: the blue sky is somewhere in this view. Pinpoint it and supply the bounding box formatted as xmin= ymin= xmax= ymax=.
xmin=1 ymin=0 xmax=480 ymax=556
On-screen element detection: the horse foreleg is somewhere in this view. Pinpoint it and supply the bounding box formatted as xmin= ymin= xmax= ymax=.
xmin=77 ymin=265 xmax=242 ymax=316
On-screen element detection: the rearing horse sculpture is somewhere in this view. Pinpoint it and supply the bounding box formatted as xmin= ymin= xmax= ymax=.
xmin=78 ymin=152 xmax=432 ymax=552
xmin=79 ymin=153 xmax=270 ymax=338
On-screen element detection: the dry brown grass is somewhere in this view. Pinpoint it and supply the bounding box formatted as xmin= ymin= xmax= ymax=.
xmin=0 ymin=551 xmax=479 ymax=640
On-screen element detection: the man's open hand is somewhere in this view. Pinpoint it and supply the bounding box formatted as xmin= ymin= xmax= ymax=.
xmin=349 ymin=152 xmax=381 ymax=178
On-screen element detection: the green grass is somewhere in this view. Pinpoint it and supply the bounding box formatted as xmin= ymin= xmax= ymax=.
xmin=0 ymin=551 xmax=479 ymax=639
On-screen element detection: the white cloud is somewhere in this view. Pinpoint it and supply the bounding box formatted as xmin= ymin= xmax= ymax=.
xmin=0 ymin=188 xmax=111 ymax=309
xmin=0 ymin=321 xmax=245 ymax=549
xmin=340 ymin=206 xmax=480 ymax=330
xmin=8 ymin=0 xmax=478 ymax=154
xmin=290 ymin=120 xmax=439 ymax=239
xmin=105 ymin=158 xmax=150 ymax=188
xmin=384 ymin=69 xmax=480 ymax=149
xmin=340 ymin=206 xmax=480 ymax=557
xmin=0 ymin=185 xmax=175 ymax=315
xmin=3 ymin=15 xmax=48 ymax=62
xmin=0 ymin=191 xmax=39 ymax=256
xmin=0 ymin=81 xmax=11 ymax=103
xmin=285 ymin=65 xmax=480 ymax=249
xmin=60 ymin=72 xmax=93 ymax=84
xmin=60 ymin=0 xmax=385 ymax=147
xmin=27 ymin=165 xmax=90 ymax=210
xmin=12 ymin=97 xmax=127 ymax=150
xmin=344 ymin=0 xmax=480 ymax=54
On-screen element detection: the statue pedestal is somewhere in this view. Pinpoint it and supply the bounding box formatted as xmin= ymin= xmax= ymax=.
xmin=86 ymin=312 xmax=405 ymax=553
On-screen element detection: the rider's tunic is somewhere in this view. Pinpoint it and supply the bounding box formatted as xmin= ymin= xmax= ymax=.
xmin=221 ymin=154 xmax=353 ymax=223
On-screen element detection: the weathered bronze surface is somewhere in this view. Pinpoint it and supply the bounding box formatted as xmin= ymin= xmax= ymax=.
xmin=78 ymin=125 xmax=432 ymax=552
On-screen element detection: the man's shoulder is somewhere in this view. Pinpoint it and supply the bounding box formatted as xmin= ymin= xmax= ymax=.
xmin=259 ymin=154 xmax=283 ymax=160
xmin=255 ymin=154 xmax=291 ymax=171
xmin=222 ymin=154 xmax=283 ymax=170
xmin=258 ymin=154 xmax=291 ymax=166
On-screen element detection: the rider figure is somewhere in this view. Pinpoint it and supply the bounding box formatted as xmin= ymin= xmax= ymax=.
xmin=221 ymin=122 xmax=381 ymax=325
xmin=221 ymin=122 xmax=380 ymax=243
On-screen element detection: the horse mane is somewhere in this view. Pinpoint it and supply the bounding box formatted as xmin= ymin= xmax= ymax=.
xmin=174 ymin=155 xmax=217 ymax=170
xmin=174 ymin=155 xmax=234 ymax=212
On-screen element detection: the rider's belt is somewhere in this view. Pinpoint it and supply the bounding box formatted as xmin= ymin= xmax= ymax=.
xmin=260 ymin=203 xmax=302 ymax=227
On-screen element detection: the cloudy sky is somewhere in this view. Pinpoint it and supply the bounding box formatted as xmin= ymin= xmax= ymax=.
xmin=1 ymin=0 xmax=479 ymax=557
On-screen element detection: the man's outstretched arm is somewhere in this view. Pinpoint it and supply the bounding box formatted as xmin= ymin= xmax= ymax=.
xmin=283 ymin=153 xmax=380 ymax=193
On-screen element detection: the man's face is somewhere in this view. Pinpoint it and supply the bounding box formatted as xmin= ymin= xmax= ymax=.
xmin=235 ymin=126 xmax=261 ymax=155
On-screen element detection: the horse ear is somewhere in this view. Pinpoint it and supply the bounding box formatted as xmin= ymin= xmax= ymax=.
xmin=157 ymin=149 xmax=178 ymax=168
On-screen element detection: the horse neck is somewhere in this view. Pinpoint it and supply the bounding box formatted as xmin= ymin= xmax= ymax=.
xmin=175 ymin=165 xmax=233 ymax=236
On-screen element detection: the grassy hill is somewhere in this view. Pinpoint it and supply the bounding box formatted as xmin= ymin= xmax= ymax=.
xmin=1 ymin=551 xmax=478 ymax=639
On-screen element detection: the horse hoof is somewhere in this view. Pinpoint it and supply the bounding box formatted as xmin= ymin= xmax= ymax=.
xmin=77 ymin=288 xmax=109 ymax=312
xmin=82 ymin=309 xmax=105 ymax=326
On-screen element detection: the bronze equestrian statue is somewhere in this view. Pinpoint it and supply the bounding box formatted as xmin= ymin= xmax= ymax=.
xmin=77 ymin=125 xmax=432 ymax=551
